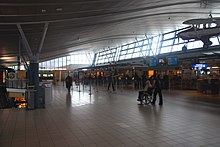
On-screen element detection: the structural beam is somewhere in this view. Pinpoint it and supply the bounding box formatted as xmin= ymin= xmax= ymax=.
xmin=21 ymin=55 xmax=29 ymax=70
xmin=36 ymin=22 xmax=49 ymax=57
xmin=17 ymin=24 xmax=34 ymax=59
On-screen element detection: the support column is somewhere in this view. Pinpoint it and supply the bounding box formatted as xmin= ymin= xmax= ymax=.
xmin=27 ymin=61 xmax=39 ymax=109
xmin=17 ymin=23 xmax=48 ymax=109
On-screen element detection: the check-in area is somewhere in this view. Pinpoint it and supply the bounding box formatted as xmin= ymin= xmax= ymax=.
xmin=0 ymin=0 xmax=220 ymax=147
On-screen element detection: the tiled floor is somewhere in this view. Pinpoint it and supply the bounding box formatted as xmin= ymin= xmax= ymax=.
xmin=0 ymin=83 xmax=220 ymax=147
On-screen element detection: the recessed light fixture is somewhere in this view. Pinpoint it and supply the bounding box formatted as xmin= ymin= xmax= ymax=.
xmin=203 ymin=52 xmax=214 ymax=55
xmin=0 ymin=57 xmax=15 ymax=60
xmin=212 ymin=67 xmax=219 ymax=69
xmin=213 ymin=51 xmax=220 ymax=54
xmin=56 ymin=8 xmax=63 ymax=12
xmin=41 ymin=9 xmax=46 ymax=13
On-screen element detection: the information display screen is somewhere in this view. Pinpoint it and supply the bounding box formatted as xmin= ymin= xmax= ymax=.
xmin=149 ymin=58 xmax=157 ymax=67
xmin=168 ymin=57 xmax=178 ymax=65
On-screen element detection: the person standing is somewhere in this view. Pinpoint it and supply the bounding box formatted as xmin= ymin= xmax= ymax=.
xmin=65 ymin=74 xmax=73 ymax=93
xmin=151 ymin=74 xmax=163 ymax=105
xmin=107 ymin=73 xmax=115 ymax=91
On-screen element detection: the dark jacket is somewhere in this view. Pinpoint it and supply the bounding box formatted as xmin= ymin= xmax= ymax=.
xmin=154 ymin=77 xmax=162 ymax=90
xmin=65 ymin=76 xmax=73 ymax=88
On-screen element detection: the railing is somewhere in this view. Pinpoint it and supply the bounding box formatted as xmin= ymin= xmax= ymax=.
xmin=6 ymin=79 xmax=28 ymax=89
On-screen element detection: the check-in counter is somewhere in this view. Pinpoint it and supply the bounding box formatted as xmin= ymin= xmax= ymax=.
xmin=6 ymin=88 xmax=26 ymax=97
xmin=197 ymin=78 xmax=219 ymax=94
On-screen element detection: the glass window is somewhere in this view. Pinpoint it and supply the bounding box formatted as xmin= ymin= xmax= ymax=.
xmin=174 ymin=38 xmax=184 ymax=44
xmin=162 ymin=40 xmax=174 ymax=47
xmin=151 ymin=43 xmax=158 ymax=55
xmin=78 ymin=55 xmax=82 ymax=64
xmin=134 ymin=47 xmax=141 ymax=53
xmin=20 ymin=65 xmax=25 ymax=70
xmin=132 ymin=52 xmax=139 ymax=58
xmin=122 ymin=45 xmax=127 ymax=50
xmin=129 ymin=43 xmax=135 ymax=48
xmin=119 ymin=55 xmax=125 ymax=60
xmin=125 ymin=54 xmax=132 ymax=59
xmin=210 ymin=37 xmax=219 ymax=46
xmin=149 ymin=50 xmax=154 ymax=56
xmin=99 ymin=59 xmax=104 ymax=63
xmin=58 ymin=58 xmax=63 ymax=69
xmin=160 ymin=46 xmax=171 ymax=54
xmin=152 ymin=36 xmax=160 ymax=43
xmin=54 ymin=59 xmax=58 ymax=69
xmin=50 ymin=59 xmax=55 ymax=69
xmin=172 ymin=44 xmax=182 ymax=52
xmin=63 ymin=57 xmax=67 ymax=68
xmin=46 ymin=61 xmax=50 ymax=69
xmin=163 ymin=33 xmax=175 ymax=40
xmin=143 ymin=39 xmax=149 ymax=45
xmin=42 ymin=62 xmax=46 ymax=69
xmin=127 ymin=49 xmax=134 ymax=54
xmin=210 ymin=23 xmax=217 ymax=28
xmin=142 ymin=45 xmax=148 ymax=51
xmin=39 ymin=63 xmax=42 ymax=69
xmin=70 ymin=55 xmax=75 ymax=64
xmin=66 ymin=56 xmax=71 ymax=67
xmin=120 ymin=50 xmax=127 ymax=55
xmin=199 ymin=24 xmax=203 ymax=29
xmin=188 ymin=40 xmax=203 ymax=49
xmin=84 ymin=55 xmax=88 ymax=64
xmin=136 ymin=41 xmax=143 ymax=47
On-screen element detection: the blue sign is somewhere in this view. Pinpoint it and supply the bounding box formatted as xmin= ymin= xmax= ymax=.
xmin=192 ymin=64 xmax=208 ymax=69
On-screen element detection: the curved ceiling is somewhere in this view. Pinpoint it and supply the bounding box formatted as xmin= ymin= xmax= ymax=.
xmin=0 ymin=0 xmax=220 ymax=66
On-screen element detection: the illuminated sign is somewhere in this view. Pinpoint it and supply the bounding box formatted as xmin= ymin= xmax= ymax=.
xmin=192 ymin=64 xmax=208 ymax=69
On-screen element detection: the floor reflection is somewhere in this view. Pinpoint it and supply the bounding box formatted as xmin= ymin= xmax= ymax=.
xmin=66 ymin=90 xmax=95 ymax=107
xmin=66 ymin=93 xmax=72 ymax=107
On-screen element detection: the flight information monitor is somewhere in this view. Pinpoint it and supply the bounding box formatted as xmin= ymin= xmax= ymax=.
xmin=168 ymin=57 xmax=178 ymax=66
xmin=149 ymin=58 xmax=157 ymax=67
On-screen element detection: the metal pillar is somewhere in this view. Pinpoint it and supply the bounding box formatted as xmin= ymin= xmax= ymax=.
xmin=78 ymin=71 xmax=81 ymax=92
xmin=27 ymin=62 xmax=39 ymax=108
xmin=89 ymin=76 xmax=92 ymax=95
xmin=17 ymin=23 xmax=49 ymax=109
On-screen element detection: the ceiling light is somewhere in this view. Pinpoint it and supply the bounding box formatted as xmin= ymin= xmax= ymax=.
xmin=203 ymin=52 xmax=214 ymax=55
xmin=41 ymin=9 xmax=46 ymax=13
xmin=0 ymin=57 xmax=15 ymax=60
xmin=56 ymin=8 xmax=63 ymax=12
xmin=213 ymin=51 xmax=220 ymax=54
xmin=212 ymin=67 xmax=219 ymax=69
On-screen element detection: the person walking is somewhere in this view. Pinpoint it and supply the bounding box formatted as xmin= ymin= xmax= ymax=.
xmin=151 ymin=74 xmax=163 ymax=105
xmin=65 ymin=74 xmax=73 ymax=93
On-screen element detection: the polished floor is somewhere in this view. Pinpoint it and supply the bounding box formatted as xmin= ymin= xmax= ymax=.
xmin=0 ymin=83 xmax=220 ymax=147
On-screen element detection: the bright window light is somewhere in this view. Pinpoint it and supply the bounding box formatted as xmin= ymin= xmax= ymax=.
xmin=162 ymin=40 xmax=174 ymax=47
xmin=188 ymin=40 xmax=203 ymax=49
xmin=160 ymin=46 xmax=171 ymax=54
xmin=210 ymin=37 xmax=219 ymax=46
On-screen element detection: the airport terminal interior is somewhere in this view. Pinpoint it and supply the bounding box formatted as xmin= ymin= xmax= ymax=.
xmin=0 ymin=0 xmax=220 ymax=147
